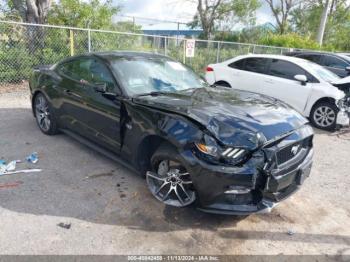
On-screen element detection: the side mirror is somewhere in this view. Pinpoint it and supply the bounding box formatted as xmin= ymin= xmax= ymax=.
xmin=294 ymin=74 xmax=308 ymax=85
xmin=94 ymin=83 xmax=107 ymax=93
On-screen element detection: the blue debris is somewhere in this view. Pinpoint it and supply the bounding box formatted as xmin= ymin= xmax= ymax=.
xmin=26 ymin=152 xmax=39 ymax=164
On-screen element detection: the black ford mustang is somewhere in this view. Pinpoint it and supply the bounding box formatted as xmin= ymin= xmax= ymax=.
xmin=29 ymin=51 xmax=314 ymax=215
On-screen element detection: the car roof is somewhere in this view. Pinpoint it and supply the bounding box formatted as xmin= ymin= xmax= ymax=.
xmin=58 ymin=51 xmax=170 ymax=65
xmin=229 ymin=54 xmax=313 ymax=65
xmin=286 ymin=51 xmax=350 ymax=60
xmin=285 ymin=50 xmax=330 ymax=56
xmin=92 ymin=51 xmax=169 ymax=60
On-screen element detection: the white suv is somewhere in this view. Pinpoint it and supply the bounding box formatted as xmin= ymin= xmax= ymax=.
xmin=206 ymin=54 xmax=350 ymax=131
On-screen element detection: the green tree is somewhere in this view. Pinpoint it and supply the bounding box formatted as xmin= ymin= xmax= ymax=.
xmin=2 ymin=0 xmax=52 ymax=23
xmin=264 ymin=0 xmax=302 ymax=34
xmin=48 ymin=0 xmax=120 ymax=29
xmin=187 ymin=0 xmax=260 ymax=40
xmin=290 ymin=0 xmax=350 ymax=50
xmin=214 ymin=23 xmax=275 ymax=43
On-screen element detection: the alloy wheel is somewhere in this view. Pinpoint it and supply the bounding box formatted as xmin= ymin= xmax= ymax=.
xmin=146 ymin=160 xmax=196 ymax=207
xmin=313 ymin=105 xmax=336 ymax=128
xmin=35 ymin=94 xmax=51 ymax=132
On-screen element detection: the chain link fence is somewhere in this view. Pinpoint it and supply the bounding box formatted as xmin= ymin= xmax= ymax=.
xmin=0 ymin=20 xmax=294 ymax=88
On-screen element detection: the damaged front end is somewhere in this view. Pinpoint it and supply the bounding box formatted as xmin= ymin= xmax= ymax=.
xmin=333 ymin=78 xmax=350 ymax=124
xmin=183 ymin=124 xmax=314 ymax=215
xmin=337 ymin=96 xmax=350 ymax=127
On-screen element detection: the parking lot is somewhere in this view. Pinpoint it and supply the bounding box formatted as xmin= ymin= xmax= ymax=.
xmin=0 ymin=89 xmax=350 ymax=256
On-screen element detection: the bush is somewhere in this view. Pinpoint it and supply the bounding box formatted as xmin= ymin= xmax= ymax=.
xmin=257 ymin=33 xmax=336 ymax=51
xmin=0 ymin=45 xmax=33 ymax=83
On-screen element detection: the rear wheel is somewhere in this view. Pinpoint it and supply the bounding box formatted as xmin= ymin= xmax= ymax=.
xmin=146 ymin=145 xmax=196 ymax=207
xmin=34 ymin=93 xmax=58 ymax=135
xmin=310 ymin=102 xmax=338 ymax=131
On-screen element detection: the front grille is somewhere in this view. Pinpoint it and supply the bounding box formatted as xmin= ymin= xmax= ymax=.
xmin=276 ymin=137 xmax=312 ymax=165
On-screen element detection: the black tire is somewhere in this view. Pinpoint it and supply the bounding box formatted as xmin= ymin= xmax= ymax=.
xmin=33 ymin=93 xmax=59 ymax=135
xmin=214 ymin=81 xmax=231 ymax=88
xmin=146 ymin=143 xmax=196 ymax=207
xmin=310 ymin=101 xmax=338 ymax=131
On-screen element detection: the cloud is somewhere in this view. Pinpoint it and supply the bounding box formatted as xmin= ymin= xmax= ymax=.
xmin=119 ymin=0 xmax=195 ymax=20
xmin=116 ymin=0 xmax=275 ymax=29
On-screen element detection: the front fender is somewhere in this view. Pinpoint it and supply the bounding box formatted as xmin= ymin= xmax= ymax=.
xmin=121 ymin=101 xmax=205 ymax=169
xmin=303 ymin=85 xmax=346 ymax=117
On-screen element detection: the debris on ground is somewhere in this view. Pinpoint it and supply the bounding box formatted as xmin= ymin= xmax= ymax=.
xmin=0 ymin=181 xmax=23 ymax=189
xmin=287 ymin=229 xmax=295 ymax=236
xmin=0 ymin=155 xmax=41 ymax=176
xmin=0 ymin=169 xmax=42 ymax=176
xmin=26 ymin=152 xmax=39 ymax=164
xmin=120 ymin=193 xmax=126 ymax=198
xmin=5 ymin=160 xmax=17 ymax=171
xmin=84 ymin=172 xmax=114 ymax=180
xmin=57 ymin=223 xmax=71 ymax=229
xmin=330 ymin=127 xmax=350 ymax=140
xmin=0 ymin=160 xmax=17 ymax=174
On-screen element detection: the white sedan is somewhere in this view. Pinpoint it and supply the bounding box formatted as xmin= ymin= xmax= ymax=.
xmin=205 ymin=54 xmax=350 ymax=131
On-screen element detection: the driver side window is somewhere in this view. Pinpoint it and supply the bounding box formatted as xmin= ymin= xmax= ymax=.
xmin=58 ymin=58 xmax=117 ymax=93
xmin=58 ymin=58 xmax=91 ymax=83
xmin=89 ymin=59 xmax=116 ymax=93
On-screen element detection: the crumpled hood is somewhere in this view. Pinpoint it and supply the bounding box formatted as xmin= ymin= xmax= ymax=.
xmin=331 ymin=76 xmax=350 ymax=95
xmin=332 ymin=75 xmax=350 ymax=85
xmin=133 ymin=87 xmax=308 ymax=149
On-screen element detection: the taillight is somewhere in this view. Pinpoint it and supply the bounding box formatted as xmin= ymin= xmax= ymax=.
xmin=206 ymin=66 xmax=214 ymax=72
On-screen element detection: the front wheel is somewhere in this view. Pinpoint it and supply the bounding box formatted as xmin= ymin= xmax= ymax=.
xmin=34 ymin=93 xmax=58 ymax=135
xmin=310 ymin=102 xmax=338 ymax=131
xmin=146 ymin=144 xmax=196 ymax=207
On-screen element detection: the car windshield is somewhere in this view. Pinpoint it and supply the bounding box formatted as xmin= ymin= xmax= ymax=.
xmin=302 ymin=61 xmax=340 ymax=83
xmin=110 ymin=57 xmax=207 ymax=96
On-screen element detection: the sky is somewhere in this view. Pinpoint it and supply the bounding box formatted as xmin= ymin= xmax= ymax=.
xmin=116 ymin=0 xmax=274 ymax=30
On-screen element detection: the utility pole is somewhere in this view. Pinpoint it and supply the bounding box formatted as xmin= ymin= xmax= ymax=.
xmin=176 ymin=22 xmax=180 ymax=46
xmin=316 ymin=0 xmax=331 ymax=46
xmin=87 ymin=20 xmax=91 ymax=53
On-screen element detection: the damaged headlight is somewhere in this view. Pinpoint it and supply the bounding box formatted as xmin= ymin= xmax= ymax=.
xmin=195 ymin=134 xmax=248 ymax=163
xmin=195 ymin=134 xmax=219 ymax=157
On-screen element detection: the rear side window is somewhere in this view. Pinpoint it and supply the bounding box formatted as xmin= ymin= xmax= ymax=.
xmin=244 ymin=58 xmax=268 ymax=74
xmin=323 ymin=56 xmax=348 ymax=69
xmin=229 ymin=58 xmax=268 ymax=74
xmin=229 ymin=59 xmax=246 ymax=70
xmin=267 ymin=59 xmax=306 ymax=80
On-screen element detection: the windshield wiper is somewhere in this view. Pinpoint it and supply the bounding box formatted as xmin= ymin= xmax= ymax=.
xmin=135 ymin=91 xmax=175 ymax=97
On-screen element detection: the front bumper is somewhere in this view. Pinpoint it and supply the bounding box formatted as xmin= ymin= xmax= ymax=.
xmin=336 ymin=111 xmax=350 ymax=127
xmin=337 ymin=96 xmax=350 ymax=127
xmin=181 ymin=131 xmax=314 ymax=215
